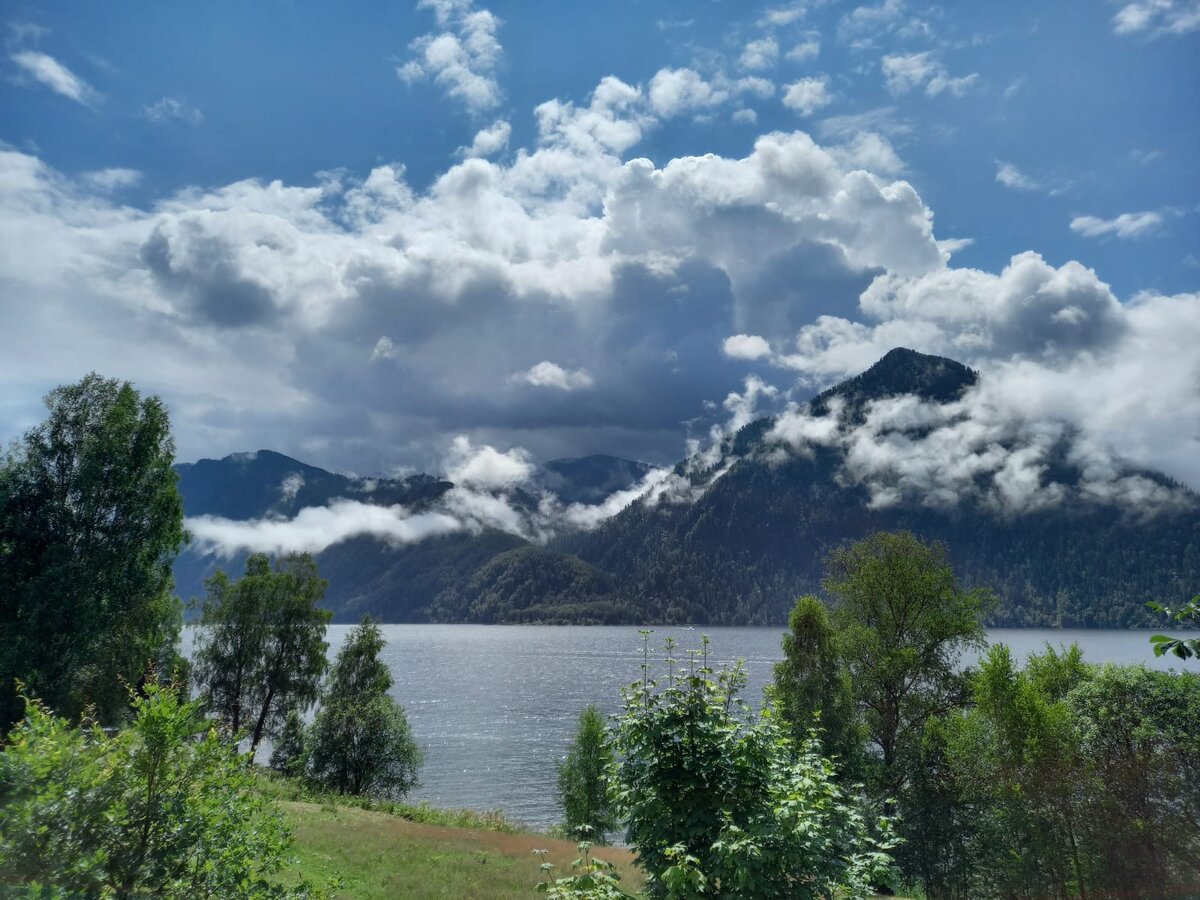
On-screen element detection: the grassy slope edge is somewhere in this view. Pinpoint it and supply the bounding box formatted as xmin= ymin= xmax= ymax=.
xmin=257 ymin=774 xmax=644 ymax=899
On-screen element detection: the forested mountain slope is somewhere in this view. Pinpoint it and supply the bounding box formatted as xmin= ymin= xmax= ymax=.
xmin=173 ymin=350 xmax=1199 ymax=626
xmin=172 ymin=452 xmax=646 ymax=622
xmin=563 ymin=349 xmax=1199 ymax=627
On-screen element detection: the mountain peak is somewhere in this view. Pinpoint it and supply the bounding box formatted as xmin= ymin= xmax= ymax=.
xmin=811 ymin=347 xmax=977 ymax=416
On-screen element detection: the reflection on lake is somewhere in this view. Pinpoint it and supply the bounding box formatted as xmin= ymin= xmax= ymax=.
xmin=184 ymin=624 xmax=1182 ymax=830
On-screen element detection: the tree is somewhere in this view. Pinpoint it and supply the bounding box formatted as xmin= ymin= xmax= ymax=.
xmin=925 ymin=650 xmax=1200 ymax=899
xmin=308 ymin=616 xmax=422 ymax=799
xmin=610 ymin=635 xmax=897 ymax=899
xmin=768 ymin=595 xmax=863 ymax=778
xmin=194 ymin=552 xmax=331 ymax=753
xmin=937 ymin=645 xmax=1093 ymax=897
xmin=270 ymin=708 xmax=308 ymax=778
xmin=823 ymin=531 xmax=992 ymax=798
xmin=1068 ymin=664 xmax=1200 ymax=894
xmin=0 ymin=374 xmax=186 ymax=729
xmin=0 ymin=682 xmax=324 ymax=898
xmin=557 ymin=705 xmax=616 ymax=843
xmin=193 ymin=564 xmax=267 ymax=736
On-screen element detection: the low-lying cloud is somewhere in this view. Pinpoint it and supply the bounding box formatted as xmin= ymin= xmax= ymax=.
xmin=765 ymin=384 xmax=1194 ymax=516
xmin=444 ymin=435 xmax=533 ymax=489
xmin=187 ymin=433 xmax=676 ymax=555
xmin=722 ymin=252 xmax=1200 ymax=492
xmin=188 ymin=500 xmax=466 ymax=556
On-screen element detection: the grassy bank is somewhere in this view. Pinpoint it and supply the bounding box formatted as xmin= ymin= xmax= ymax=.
xmin=281 ymin=800 xmax=644 ymax=899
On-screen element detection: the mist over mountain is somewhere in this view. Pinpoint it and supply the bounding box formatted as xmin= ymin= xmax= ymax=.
xmin=534 ymin=456 xmax=656 ymax=506
xmin=172 ymin=450 xmax=648 ymax=620
xmin=174 ymin=350 xmax=1199 ymax=627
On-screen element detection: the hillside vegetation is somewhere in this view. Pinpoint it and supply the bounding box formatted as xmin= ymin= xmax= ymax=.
xmin=172 ymin=350 xmax=1200 ymax=627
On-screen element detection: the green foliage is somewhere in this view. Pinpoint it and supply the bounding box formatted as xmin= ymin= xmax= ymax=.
xmin=610 ymin=635 xmax=898 ymax=899
xmin=1148 ymin=593 xmax=1200 ymax=659
xmin=271 ymin=708 xmax=309 ymax=778
xmin=768 ymin=594 xmax=863 ymax=778
xmin=533 ymin=842 xmax=634 ymax=899
xmin=194 ymin=552 xmax=331 ymax=752
xmin=557 ymin=706 xmax=616 ymax=843
xmin=1067 ymin=664 xmax=1200 ymax=894
xmin=931 ymin=645 xmax=1092 ymax=896
xmin=824 ymin=531 xmax=990 ymax=796
xmin=919 ymin=649 xmax=1200 ymax=898
xmin=0 ymin=373 xmax=186 ymax=729
xmin=308 ymin=616 xmax=422 ymax=799
xmin=0 ymin=682 xmax=324 ymax=899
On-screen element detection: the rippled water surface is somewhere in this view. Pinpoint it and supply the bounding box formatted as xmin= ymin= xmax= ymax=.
xmin=186 ymin=624 xmax=1180 ymax=829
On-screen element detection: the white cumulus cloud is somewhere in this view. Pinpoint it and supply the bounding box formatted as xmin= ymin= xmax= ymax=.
xmin=782 ymin=76 xmax=833 ymax=116
xmin=739 ymin=38 xmax=779 ymax=71
xmin=0 ymin=62 xmax=1195 ymax=499
xmin=444 ymin=435 xmax=533 ymax=488
xmin=459 ymin=119 xmax=511 ymax=158
xmin=144 ymin=96 xmax=204 ymax=125
xmin=995 ymin=161 xmax=1039 ymax=191
xmin=723 ymin=334 xmax=773 ymax=360
xmin=399 ymin=0 xmax=504 ymax=114
xmin=512 ymin=361 xmax=595 ymax=391
xmin=786 ymin=39 xmax=821 ymax=62
xmin=648 ymin=68 xmax=726 ymax=118
xmin=370 ymin=336 xmax=398 ymax=362
xmin=82 ymin=168 xmax=141 ymax=192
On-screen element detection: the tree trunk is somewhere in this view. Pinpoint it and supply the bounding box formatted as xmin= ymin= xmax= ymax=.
xmin=249 ymin=686 xmax=275 ymax=754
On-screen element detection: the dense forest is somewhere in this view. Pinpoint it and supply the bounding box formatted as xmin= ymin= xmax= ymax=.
xmin=173 ymin=350 xmax=1200 ymax=627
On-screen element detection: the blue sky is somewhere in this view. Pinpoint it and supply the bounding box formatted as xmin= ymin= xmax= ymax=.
xmin=2 ymin=0 xmax=1199 ymax=500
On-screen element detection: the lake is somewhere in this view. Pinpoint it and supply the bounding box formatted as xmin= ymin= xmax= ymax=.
xmin=185 ymin=625 xmax=1184 ymax=830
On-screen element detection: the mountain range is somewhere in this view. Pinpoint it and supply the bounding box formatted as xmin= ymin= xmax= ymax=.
xmin=173 ymin=349 xmax=1199 ymax=627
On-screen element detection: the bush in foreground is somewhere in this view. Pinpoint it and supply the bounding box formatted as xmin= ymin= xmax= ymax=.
xmin=0 ymin=683 xmax=325 ymax=899
xmin=610 ymin=635 xmax=898 ymax=899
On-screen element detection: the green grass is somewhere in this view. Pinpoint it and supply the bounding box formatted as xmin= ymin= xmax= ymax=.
xmin=280 ymin=800 xmax=644 ymax=899
xmin=255 ymin=769 xmax=524 ymax=833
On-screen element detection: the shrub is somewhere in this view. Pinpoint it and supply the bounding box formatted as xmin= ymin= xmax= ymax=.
xmin=610 ymin=635 xmax=898 ymax=899
xmin=557 ymin=705 xmax=616 ymax=843
xmin=0 ymin=683 xmax=324 ymax=898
